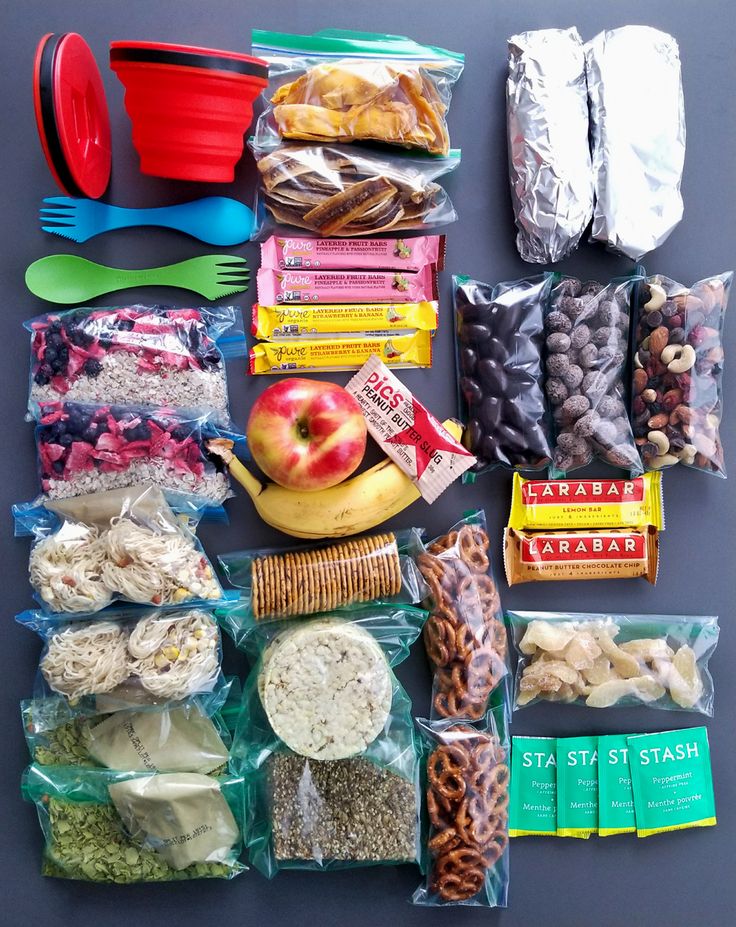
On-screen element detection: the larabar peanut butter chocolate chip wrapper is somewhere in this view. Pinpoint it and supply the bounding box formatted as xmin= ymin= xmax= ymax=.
xmin=252 ymin=301 xmax=438 ymax=338
xmin=346 ymin=355 xmax=475 ymax=502
xmin=509 ymin=736 xmax=557 ymax=837
xmin=556 ymin=735 xmax=598 ymax=838
xmin=503 ymin=526 xmax=658 ymax=585
xmin=597 ymin=734 xmax=636 ymax=836
xmin=508 ymin=472 xmax=664 ymax=530
xmin=250 ymin=330 xmax=432 ymax=373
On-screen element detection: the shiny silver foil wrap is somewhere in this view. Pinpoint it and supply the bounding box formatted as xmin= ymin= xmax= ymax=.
xmin=506 ymin=28 xmax=593 ymax=264
xmin=586 ymin=26 xmax=686 ymax=260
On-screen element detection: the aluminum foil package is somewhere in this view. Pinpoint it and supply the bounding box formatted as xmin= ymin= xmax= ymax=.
xmin=506 ymin=28 xmax=593 ymax=264
xmin=586 ymin=26 xmax=685 ymax=260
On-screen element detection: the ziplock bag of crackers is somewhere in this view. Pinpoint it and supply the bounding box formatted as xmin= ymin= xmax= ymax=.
xmin=250 ymin=142 xmax=460 ymax=239
xmin=508 ymin=611 xmax=718 ymax=715
xmin=229 ymin=605 xmax=425 ymax=875
xmin=418 ymin=511 xmax=510 ymax=721
xmin=251 ymin=29 xmax=463 ymax=155
xmin=22 ymin=764 xmax=245 ymax=882
xmin=412 ymin=702 xmax=509 ymax=907
xmin=217 ymin=529 xmax=426 ymax=639
xmin=17 ymin=604 xmax=231 ymax=715
xmin=14 ymin=484 xmax=224 ymax=614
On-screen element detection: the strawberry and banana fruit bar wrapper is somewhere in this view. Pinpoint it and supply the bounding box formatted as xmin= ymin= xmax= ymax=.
xmin=252 ymin=301 xmax=438 ymax=338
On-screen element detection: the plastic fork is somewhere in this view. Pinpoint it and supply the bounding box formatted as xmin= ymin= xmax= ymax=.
xmin=40 ymin=195 xmax=255 ymax=246
xmin=25 ymin=254 xmax=250 ymax=304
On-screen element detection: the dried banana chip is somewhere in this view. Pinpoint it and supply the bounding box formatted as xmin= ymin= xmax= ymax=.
xmin=668 ymin=646 xmax=704 ymax=709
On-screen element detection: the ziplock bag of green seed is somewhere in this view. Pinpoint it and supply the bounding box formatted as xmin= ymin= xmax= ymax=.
xmin=556 ymin=735 xmax=598 ymax=837
xmin=412 ymin=697 xmax=509 ymax=908
xmin=597 ymin=733 xmax=636 ymax=836
xmin=22 ymin=763 xmax=246 ymax=882
xmin=230 ymin=604 xmax=426 ymax=875
xmin=627 ymin=727 xmax=716 ymax=837
xmin=509 ymin=735 xmax=557 ymax=837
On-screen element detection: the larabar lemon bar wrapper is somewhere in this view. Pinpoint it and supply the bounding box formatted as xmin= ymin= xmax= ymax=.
xmin=345 ymin=355 xmax=475 ymax=502
xmin=252 ymin=301 xmax=438 ymax=338
xmin=249 ymin=331 xmax=432 ymax=374
xmin=256 ymin=265 xmax=437 ymax=305
xmin=261 ymin=234 xmax=445 ymax=272
xmin=503 ymin=526 xmax=658 ymax=585
xmin=508 ymin=472 xmax=664 ymax=530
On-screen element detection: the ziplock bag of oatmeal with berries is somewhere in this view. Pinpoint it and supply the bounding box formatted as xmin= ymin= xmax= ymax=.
xmin=25 ymin=305 xmax=246 ymax=426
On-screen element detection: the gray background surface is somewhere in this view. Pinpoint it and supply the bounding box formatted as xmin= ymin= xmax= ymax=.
xmin=1 ymin=1 xmax=734 ymax=925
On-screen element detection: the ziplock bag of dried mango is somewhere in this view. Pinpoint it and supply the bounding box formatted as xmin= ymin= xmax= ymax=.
xmin=228 ymin=604 xmax=427 ymax=875
xmin=22 ymin=764 xmax=246 ymax=882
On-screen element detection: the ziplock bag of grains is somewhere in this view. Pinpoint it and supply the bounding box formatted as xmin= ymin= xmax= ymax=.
xmin=631 ymin=272 xmax=731 ymax=476
xmin=412 ymin=704 xmax=510 ymax=907
xmin=228 ymin=605 xmax=426 ymax=875
xmin=585 ymin=26 xmax=685 ymax=260
xmin=509 ymin=735 xmax=557 ymax=837
xmin=507 ymin=612 xmax=718 ymax=714
xmin=14 ymin=484 xmax=223 ymax=614
xmin=22 ymin=764 xmax=245 ymax=882
xmin=17 ymin=605 xmax=231 ymax=714
xmin=250 ymin=142 xmax=460 ymax=239
xmin=32 ymin=400 xmax=242 ymax=503
xmin=418 ymin=511 xmax=509 ymax=721
xmin=506 ymin=28 xmax=593 ymax=264
xmin=454 ymin=275 xmax=553 ymax=476
xmin=22 ymin=698 xmax=231 ymax=774
xmin=544 ymin=275 xmax=642 ymax=477
xmin=250 ymin=30 xmax=463 ymax=155
xmin=25 ymin=305 xmax=245 ymax=424
xmin=217 ymin=529 xmax=426 ymax=638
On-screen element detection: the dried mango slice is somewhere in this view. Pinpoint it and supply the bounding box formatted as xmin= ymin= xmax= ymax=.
xmin=668 ymin=646 xmax=704 ymax=709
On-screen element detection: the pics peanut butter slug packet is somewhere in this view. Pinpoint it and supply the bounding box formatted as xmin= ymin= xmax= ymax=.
xmin=556 ymin=735 xmax=598 ymax=838
xmin=597 ymin=734 xmax=636 ymax=836
xmin=509 ymin=736 xmax=557 ymax=837
xmin=627 ymin=727 xmax=716 ymax=837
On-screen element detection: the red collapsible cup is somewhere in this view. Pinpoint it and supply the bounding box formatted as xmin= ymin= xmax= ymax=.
xmin=110 ymin=42 xmax=268 ymax=182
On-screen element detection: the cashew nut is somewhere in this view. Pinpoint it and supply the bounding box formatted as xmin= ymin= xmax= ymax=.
xmin=675 ymin=443 xmax=697 ymax=465
xmin=647 ymin=430 xmax=670 ymax=455
xmin=705 ymin=413 xmax=720 ymax=431
xmin=661 ymin=343 xmax=696 ymax=373
xmin=649 ymin=453 xmax=680 ymax=469
xmin=643 ymin=283 xmax=666 ymax=311
xmin=634 ymin=352 xmax=644 ymax=369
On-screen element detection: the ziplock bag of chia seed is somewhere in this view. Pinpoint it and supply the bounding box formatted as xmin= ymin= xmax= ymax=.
xmin=22 ymin=763 xmax=245 ymax=881
xmin=14 ymin=484 xmax=224 ymax=614
xmin=32 ymin=400 xmax=242 ymax=504
xmin=230 ymin=604 xmax=426 ymax=875
xmin=627 ymin=727 xmax=716 ymax=837
xmin=556 ymin=735 xmax=598 ymax=838
xmin=597 ymin=733 xmax=635 ymax=836
xmin=21 ymin=698 xmax=230 ymax=774
xmin=251 ymin=30 xmax=463 ymax=155
xmin=26 ymin=305 xmax=245 ymax=425
xmin=17 ymin=604 xmax=232 ymax=715
xmin=509 ymin=735 xmax=557 ymax=837
xmin=412 ymin=701 xmax=510 ymax=907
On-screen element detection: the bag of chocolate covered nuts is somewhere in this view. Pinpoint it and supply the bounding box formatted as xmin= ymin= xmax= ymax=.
xmin=632 ymin=272 xmax=731 ymax=476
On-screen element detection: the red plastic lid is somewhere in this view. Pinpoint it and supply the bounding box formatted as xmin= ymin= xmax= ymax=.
xmin=110 ymin=41 xmax=268 ymax=79
xmin=33 ymin=33 xmax=111 ymax=199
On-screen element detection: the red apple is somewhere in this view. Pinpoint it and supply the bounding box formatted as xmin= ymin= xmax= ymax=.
xmin=247 ymin=378 xmax=368 ymax=491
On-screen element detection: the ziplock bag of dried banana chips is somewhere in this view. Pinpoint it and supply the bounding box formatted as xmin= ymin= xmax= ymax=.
xmin=22 ymin=698 xmax=231 ymax=774
xmin=418 ymin=511 xmax=510 ymax=722
xmin=217 ymin=528 xmax=426 ymax=637
xmin=22 ymin=764 xmax=245 ymax=881
xmin=508 ymin=611 xmax=718 ymax=715
xmin=14 ymin=484 xmax=224 ymax=614
xmin=16 ymin=603 xmax=234 ymax=714
xmin=229 ymin=605 xmax=426 ymax=875
xmin=250 ymin=142 xmax=460 ymax=239
xmin=412 ymin=701 xmax=510 ymax=907
xmin=32 ymin=400 xmax=243 ymax=504
xmin=25 ymin=304 xmax=245 ymax=425
xmin=251 ymin=29 xmax=463 ymax=155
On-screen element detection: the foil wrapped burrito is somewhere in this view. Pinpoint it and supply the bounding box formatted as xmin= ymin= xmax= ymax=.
xmin=506 ymin=28 xmax=593 ymax=264
xmin=586 ymin=26 xmax=686 ymax=260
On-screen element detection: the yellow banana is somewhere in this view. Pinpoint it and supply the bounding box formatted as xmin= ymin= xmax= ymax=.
xmin=208 ymin=419 xmax=463 ymax=539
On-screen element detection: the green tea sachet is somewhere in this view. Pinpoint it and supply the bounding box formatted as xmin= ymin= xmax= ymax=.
xmin=509 ymin=736 xmax=557 ymax=837
xmin=627 ymin=727 xmax=716 ymax=837
xmin=597 ymin=734 xmax=636 ymax=836
xmin=556 ymin=735 xmax=598 ymax=838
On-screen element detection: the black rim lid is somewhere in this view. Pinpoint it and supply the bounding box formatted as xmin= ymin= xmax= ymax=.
xmin=110 ymin=45 xmax=268 ymax=79
xmin=37 ymin=33 xmax=84 ymax=197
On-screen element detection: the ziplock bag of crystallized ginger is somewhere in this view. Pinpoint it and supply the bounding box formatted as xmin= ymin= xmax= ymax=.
xmin=556 ymin=735 xmax=598 ymax=837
